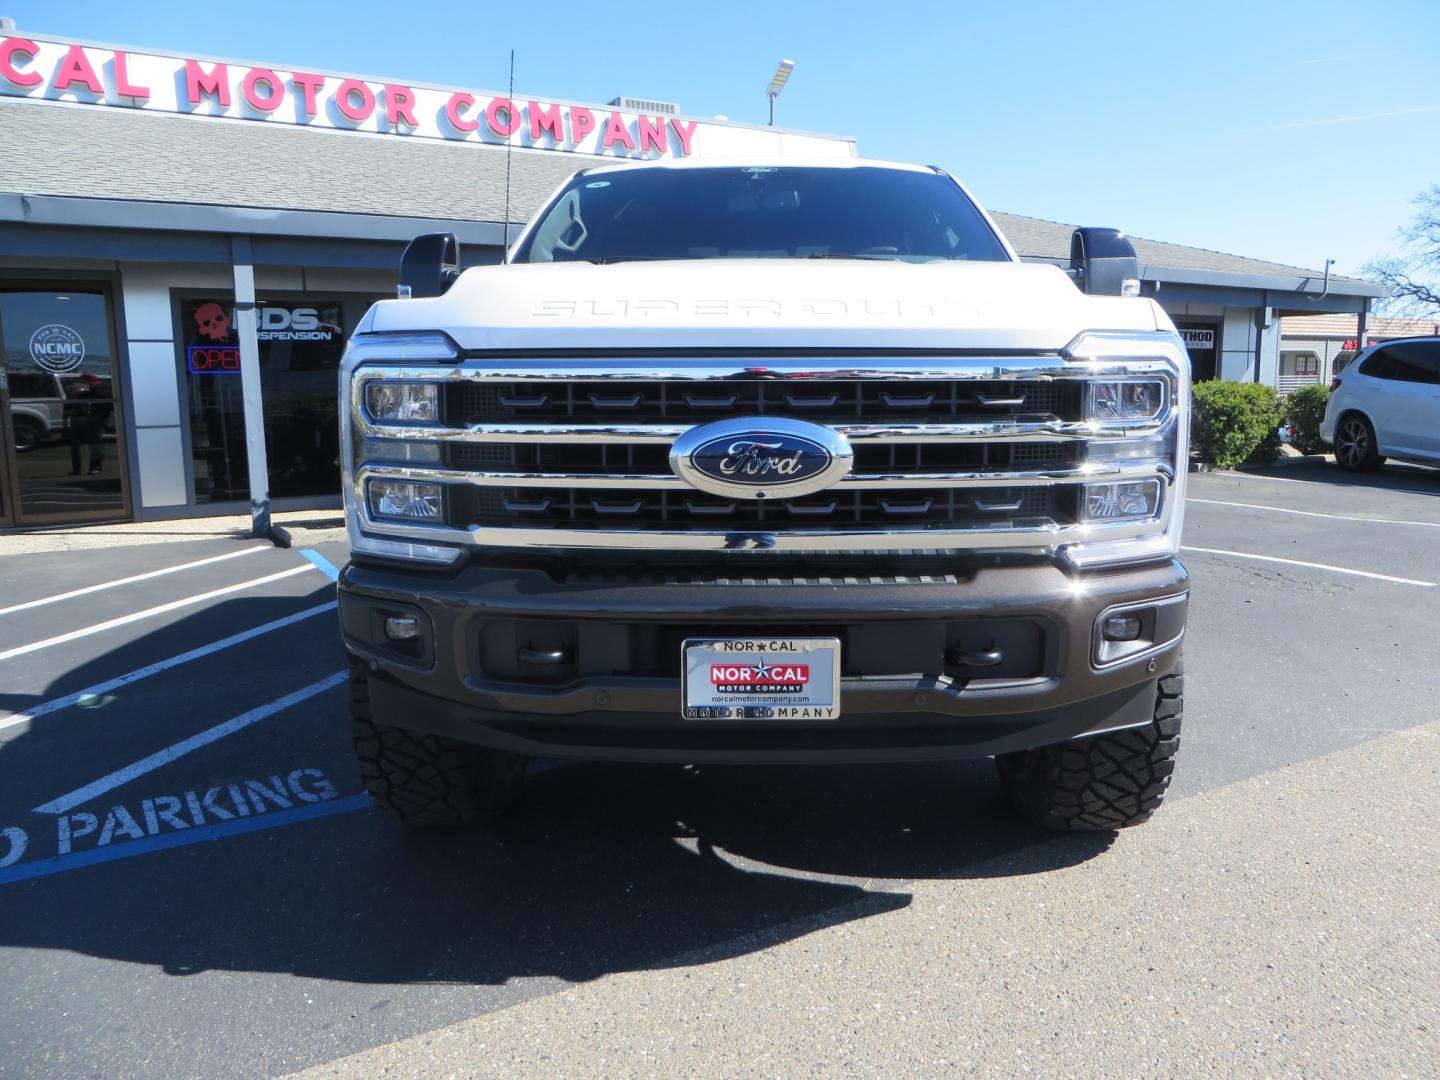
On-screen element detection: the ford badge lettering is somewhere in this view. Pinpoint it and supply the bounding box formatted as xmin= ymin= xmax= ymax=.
xmin=671 ymin=418 xmax=853 ymax=499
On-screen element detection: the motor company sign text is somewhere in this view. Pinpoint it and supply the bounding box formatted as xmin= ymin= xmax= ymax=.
xmin=0 ymin=35 xmax=708 ymax=158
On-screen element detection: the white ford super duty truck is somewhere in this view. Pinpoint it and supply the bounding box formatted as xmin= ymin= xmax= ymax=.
xmin=337 ymin=158 xmax=1190 ymax=832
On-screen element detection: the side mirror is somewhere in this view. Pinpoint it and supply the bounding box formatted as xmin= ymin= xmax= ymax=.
xmin=398 ymin=233 xmax=460 ymax=298
xmin=1069 ymin=227 xmax=1140 ymax=297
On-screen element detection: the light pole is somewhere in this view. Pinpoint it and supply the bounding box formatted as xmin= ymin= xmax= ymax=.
xmin=766 ymin=59 xmax=794 ymax=126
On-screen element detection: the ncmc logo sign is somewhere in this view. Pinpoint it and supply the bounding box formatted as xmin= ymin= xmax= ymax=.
xmin=29 ymin=324 xmax=85 ymax=373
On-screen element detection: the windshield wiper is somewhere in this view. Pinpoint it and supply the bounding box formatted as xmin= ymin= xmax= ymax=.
xmin=586 ymin=256 xmax=666 ymax=264
xmin=804 ymin=252 xmax=901 ymax=260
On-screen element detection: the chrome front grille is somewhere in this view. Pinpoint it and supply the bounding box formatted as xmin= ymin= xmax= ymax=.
xmin=454 ymin=377 xmax=1076 ymax=425
xmin=450 ymin=484 xmax=1067 ymax=532
xmin=442 ymin=440 xmax=1081 ymax=476
xmin=347 ymin=350 xmax=1185 ymax=557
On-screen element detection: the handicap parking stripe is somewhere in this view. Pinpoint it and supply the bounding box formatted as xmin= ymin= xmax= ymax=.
xmin=0 ymin=793 xmax=369 ymax=888
xmin=299 ymin=548 xmax=341 ymax=581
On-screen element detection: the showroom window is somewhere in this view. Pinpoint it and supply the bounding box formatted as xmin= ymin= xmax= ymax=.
xmin=176 ymin=292 xmax=377 ymax=503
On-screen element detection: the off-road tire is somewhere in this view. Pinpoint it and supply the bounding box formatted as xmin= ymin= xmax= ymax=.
xmin=349 ymin=662 xmax=527 ymax=827
xmin=995 ymin=663 xmax=1183 ymax=831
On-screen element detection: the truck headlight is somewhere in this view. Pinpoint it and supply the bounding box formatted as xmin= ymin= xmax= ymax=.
xmin=1084 ymin=380 xmax=1165 ymax=422
xmin=367 ymin=382 xmax=439 ymax=423
xmin=1082 ymin=479 xmax=1160 ymax=522
xmin=369 ymin=480 xmax=444 ymax=521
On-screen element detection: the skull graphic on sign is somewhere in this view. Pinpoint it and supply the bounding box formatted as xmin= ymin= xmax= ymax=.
xmin=194 ymin=302 xmax=232 ymax=342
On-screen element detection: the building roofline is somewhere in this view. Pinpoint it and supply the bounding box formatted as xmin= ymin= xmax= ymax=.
xmin=995 ymin=210 xmax=1384 ymax=294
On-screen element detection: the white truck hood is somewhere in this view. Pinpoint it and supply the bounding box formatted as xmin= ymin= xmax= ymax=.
xmin=368 ymin=259 xmax=1163 ymax=353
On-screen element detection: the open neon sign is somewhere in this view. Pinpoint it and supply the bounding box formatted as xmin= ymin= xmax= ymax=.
xmin=187 ymin=345 xmax=241 ymax=374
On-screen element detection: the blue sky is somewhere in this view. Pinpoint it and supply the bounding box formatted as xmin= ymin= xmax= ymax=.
xmin=8 ymin=0 xmax=1437 ymax=275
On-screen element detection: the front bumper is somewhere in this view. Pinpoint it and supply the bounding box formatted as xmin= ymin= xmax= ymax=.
xmin=338 ymin=557 xmax=1187 ymax=764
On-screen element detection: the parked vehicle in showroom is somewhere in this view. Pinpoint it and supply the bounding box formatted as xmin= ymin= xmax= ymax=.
xmin=337 ymin=159 xmax=1191 ymax=834
xmin=1321 ymin=337 xmax=1440 ymax=470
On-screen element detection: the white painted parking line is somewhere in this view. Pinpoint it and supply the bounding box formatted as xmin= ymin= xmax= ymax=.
xmin=0 ymin=563 xmax=318 ymax=663
xmin=32 ymin=670 xmax=348 ymax=815
xmin=1217 ymin=470 xmax=1440 ymax=496
xmin=1188 ymin=497 xmax=1440 ymax=529
xmin=0 ymin=545 xmax=267 ymax=617
xmin=1181 ymin=545 xmax=1438 ymax=587
xmin=0 ymin=601 xmax=338 ymax=737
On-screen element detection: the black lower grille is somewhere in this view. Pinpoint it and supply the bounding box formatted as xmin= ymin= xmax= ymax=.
xmin=451 ymin=485 xmax=1073 ymax=532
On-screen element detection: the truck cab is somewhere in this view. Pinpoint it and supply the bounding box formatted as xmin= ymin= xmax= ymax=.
xmin=337 ymin=159 xmax=1189 ymax=833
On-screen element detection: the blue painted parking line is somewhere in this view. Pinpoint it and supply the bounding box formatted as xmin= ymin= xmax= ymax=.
xmin=299 ymin=548 xmax=340 ymax=581
xmin=0 ymin=793 xmax=370 ymax=888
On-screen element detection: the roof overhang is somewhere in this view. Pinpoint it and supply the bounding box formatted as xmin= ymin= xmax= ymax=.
xmin=1137 ymin=262 xmax=1390 ymax=299
xmin=0 ymin=191 xmax=506 ymax=246
xmin=1023 ymin=254 xmax=1389 ymax=304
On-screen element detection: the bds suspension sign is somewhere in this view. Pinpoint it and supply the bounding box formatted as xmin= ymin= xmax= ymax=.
xmin=0 ymin=34 xmax=724 ymax=158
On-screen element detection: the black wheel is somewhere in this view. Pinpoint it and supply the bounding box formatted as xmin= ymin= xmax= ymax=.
xmin=995 ymin=663 xmax=1183 ymax=831
xmin=349 ymin=662 xmax=527 ymax=827
xmin=1333 ymin=413 xmax=1384 ymax=471
xmin=12 ymin=419 xmax=40 ymax=454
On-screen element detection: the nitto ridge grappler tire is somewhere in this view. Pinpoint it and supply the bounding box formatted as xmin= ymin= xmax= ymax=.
xmin=995 ymin=663 xmax=1183 ymax=831
xmin=349 ymin=662 xmax=527 ymax=827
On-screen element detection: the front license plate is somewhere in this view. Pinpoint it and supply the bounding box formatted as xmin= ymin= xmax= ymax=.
xmin=681 ymin=637 xmax=841 ymax=719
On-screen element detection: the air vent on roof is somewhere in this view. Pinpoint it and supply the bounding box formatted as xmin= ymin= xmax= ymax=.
xmin=608 ymin=97 xmax=680 ymax=116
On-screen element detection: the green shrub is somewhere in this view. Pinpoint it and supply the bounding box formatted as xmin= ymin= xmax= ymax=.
xmin=1190 ymin=382 xmax=1284 ymax=469
xmin=1284 ymin=384 xmax=1330 ymax=454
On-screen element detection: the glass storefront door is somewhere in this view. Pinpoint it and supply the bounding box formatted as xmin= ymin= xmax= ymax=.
xmin=178 ymin=292 xmax=371 ymax=505
xmin=0 ymin=286 xmax=130 ymax=526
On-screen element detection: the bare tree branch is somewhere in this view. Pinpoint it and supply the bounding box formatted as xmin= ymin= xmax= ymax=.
xmin=1365 ymin=186 xmax=1440 ymax=316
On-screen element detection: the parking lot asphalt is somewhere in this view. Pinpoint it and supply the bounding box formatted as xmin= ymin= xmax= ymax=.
xmin=0 ymin=459 xmax=1436 ymax=1079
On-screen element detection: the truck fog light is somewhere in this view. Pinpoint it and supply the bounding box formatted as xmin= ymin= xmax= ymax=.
xmin=367 ymin=382 xmax=439 ymax=423
xmin=1082 ymin=479 xmax=1160 ymax=522
xmin=1084 ymin=380 xmax=1165 ymax=422
xmin=1102 ymin=614 xmax=1143 ymax=641
xmin=369 ymin=480 xmax=444 ymax=520
xmin=384 ymin=615 xmax=420 ymax=641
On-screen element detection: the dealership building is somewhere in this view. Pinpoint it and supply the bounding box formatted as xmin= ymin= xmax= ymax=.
xmin=0 ymin=26 xmax=1389 ymax=529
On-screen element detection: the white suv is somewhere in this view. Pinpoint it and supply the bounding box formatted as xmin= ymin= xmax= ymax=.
xmin=1321 ymin=336 xmax=1440 ymax=470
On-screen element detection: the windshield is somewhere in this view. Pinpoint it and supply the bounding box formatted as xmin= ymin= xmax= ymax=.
xmin=512 ymin=165 xmax=1011 ymax=264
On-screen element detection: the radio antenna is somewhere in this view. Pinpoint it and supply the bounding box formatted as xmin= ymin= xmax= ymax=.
xmin=502 ymin=49 xmax=515 ymax=264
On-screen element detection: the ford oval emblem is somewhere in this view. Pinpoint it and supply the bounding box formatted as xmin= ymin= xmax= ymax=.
xmin=670 ymin=417 xmax=853 ymax=500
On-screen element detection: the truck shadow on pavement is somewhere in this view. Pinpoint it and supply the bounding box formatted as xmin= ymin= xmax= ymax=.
xmin=0 ymin=591 xmax=1112 ymax=989
xmin=0 ymin=761 xmax=1111 ymax=989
